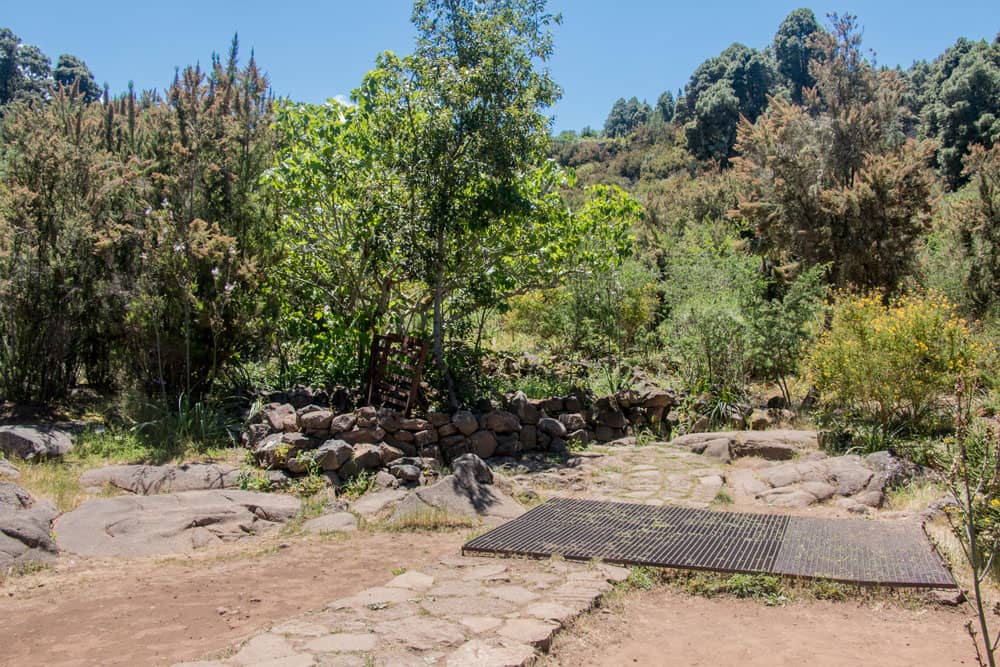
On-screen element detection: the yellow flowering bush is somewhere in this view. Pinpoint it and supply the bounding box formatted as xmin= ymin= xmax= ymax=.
xmin=807 ymin=290 xmax=989 ymax=433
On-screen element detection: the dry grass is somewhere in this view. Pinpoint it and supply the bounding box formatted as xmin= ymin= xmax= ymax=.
xmin=14 ymin=459 xmax=122 ymax=513
xmin=886 ymin=479 xmax=949 ymax=512
xmin=381 ymin=508 xmax=480 ymax=532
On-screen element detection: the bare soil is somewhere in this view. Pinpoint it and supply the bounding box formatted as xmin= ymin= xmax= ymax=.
xmin=0 ymin=529 xmax=466 ymax=667
xmin=544 ymin=586 xmax=977 ymax=667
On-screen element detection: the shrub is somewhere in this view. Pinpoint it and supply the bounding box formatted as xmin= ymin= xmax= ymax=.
xmin=807 ymin=291 xmax=987 ymax=437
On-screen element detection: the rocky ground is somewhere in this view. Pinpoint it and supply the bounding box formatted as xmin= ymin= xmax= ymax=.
xmin=0 ymin=421 xmax=973 ymax=666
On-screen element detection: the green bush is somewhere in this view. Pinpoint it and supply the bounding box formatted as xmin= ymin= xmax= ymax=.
xmin=807 ymin=291 xmax=988 ymax=438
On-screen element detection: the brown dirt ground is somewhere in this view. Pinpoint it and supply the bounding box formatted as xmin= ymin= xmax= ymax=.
xmin=0 ymin=529 xmax=467 ymax=667
xmin=543 ymin=586 xmax=978 ymax=667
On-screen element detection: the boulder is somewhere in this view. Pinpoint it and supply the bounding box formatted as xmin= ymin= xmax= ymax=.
xmin=299 ymin=410 xmax=333 ymax=435
xmin=391 ymin=464 xmax=422 ymax=482
xmin=594 ymin=398 xmax=627 ymax=429
xmin=0 ymin=458 xmax=19 ymax=480
xmin=0 ymin=426 xmax=73 ymax=461
xmin=339 ymin=427 xmax=385 ymax=445
xmin=379 ymin=443 xmax=405 ymax=465
xmin=519 ymin=424 xmax=538 ymax=451
xmin=558 ymin=413 xmax=587 ymax=432
xmin=641 ymin=389 xmax=675 ymax=409
xmin=537 ymin=417 xmax=567 ymax=439
xmin=79 ymin=464 xmax=241 ymax=495
xmin=673 ymin=430 xmax=816 ymax=462
xmin=263 ymin=403 xmax=298 ymax=433
xmin=374 ymin=471 xmax=398 ymax=489
xmin=452 ymin=411 xmax=479 ymax=436
xmin=437 ymin=422 xmax=459 ymax=438
xmin=0 ymin=482 xmax=58 ymax=572
xmin=54 ymin=490 xmax=300 ymax=557
xmin=509 ymin=392 xmax=540 ymax=425
xmin=483 ymin=410 xmax=521 ymax=434
xmin=316 ymin=440 xmax=354 ymax=471
xmin=427 ymin=412 xmax=451 ymax=428
xmin=390 ymin=474 xmax=523 ymax=523
xmin=352 ymin=444 xmax=383 ymax=470
xmin=414 ymin=429 xmax=439 ymax=447
xmin=452 ymin=453 xmax=493 ymax=488
xmin=469 ymin=431 xmax=497 ymax=459
xmin=399 ymin=418 xmax=430 ymax=431
xmin=748 ymin=410 xmax=772 ymax=430
xmin=864 ymin=451 xmax=925 ymax=490
xmin=329 ymin=413 xmax=358 ymax=435
xmin=495 ymin=433 xmax=521 ymax=457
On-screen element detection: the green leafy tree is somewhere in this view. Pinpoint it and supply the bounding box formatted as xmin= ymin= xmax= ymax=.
xmin=920 ymin=37 xmax=1000 ymax=187
xmin=0 ymin=27 xmax=51 ymax=106
xmin=655 ymin=90 xmax=676 ymax=123
xmin=604 ymin=96 xmax=651 ymax=137
xmin=680 ymin=42 xmax=777 ymax=163
xmin=53 ymin=53 xmax=100 ymax=102
xmin=773 ymin=8 xmax=823 ymax=103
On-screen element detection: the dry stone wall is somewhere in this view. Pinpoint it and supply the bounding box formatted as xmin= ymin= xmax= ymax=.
xmin=242 ymin=388 xmax=682 ymax=481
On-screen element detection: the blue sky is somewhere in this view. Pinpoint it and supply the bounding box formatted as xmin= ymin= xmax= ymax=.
xmin=5 ymin=1 xmax=1000 ymax=132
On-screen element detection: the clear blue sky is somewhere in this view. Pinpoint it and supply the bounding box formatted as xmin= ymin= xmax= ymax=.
xmin=5 ymin=1 xmax=1000 ymax=132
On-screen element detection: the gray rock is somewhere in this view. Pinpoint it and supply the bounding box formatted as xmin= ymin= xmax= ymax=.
xmin=54 ymin=490 xmax=300 ymax=557
xmin=0 ymin=426 xmax=73 ymax=461
xmin=1 ymin=481 xmax=58 ymax=572
xmin=352 ymin=443 xmax=383 ymax=470
xmin=469 ymin=430 xmax=498 ymax=459
xmin=379 ymin=443 xmax=405 ymax=465
xmin=339 ymin=427 xmax=385 ymax=445
xmin=374 ymin=471 xmax=398 ymax=489
xmin=759 ymin=486 xmax=817 ymax=508
xmin=537 ymin=417 xmax=567 ymax=439
xmin=641 ymin=389 xmax=675 ymax=409
xmin=495 ymin=433 xmax=521 ymax=457
xmin=452 ymin=411 xmax=479 ymax=436
xmin=437 ymin=422 xmax=459 ymax=438
xmin=594 ymin=399 xmax=627 ymax=429
xmin=299 ymin=410 xmax=333 ymax=435
xmin=427 ymin=412 xmax=451 ymax=427
xmin=391 ymin=475 xmax=524 ymax=523
xmin=316 ymin=440 xmax=353 ymax=471
xmin=0 ymin=458 xmax=19 ymax=480
xmin=350 ymin=488 xmax=409 ymax=518
xmin=519 ymin=424 xmax=538 ymax=451
xmin=79 ymin=464 xmax=241 ymax=495
xmin=262 ymin=403 xmax=297 ymax=433
xmin=509 ymin=392 xmax=540 ymax=425
xmin=391 ymin=464 xmax=422 ymax=482
xmin=302 ymin=511 xmax=358 ymax=534
xmin=566 ymin=429 xmax=590 ymax=446
xmin=558 ymin=413 xmax=587 ymax=432
xmin=864 ymin=451 xmax=925 ymax=490
xmin=399 ymin=418 xmax=431 ymax=431
xmin=414 ymin=429 xmax=439 ymax=447
xmin=329 ymin=413 xmax=358 ymax=434
xmin=483 ymin=410 xmax=521 ymax=434
xmin=452 ymin=454 xmax=493 ymax=488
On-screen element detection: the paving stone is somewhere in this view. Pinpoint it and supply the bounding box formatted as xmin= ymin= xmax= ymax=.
xmin=459 ymin=616 xmax=504 ymax=634
xmin=304 ymin=633 xmax=379 ymax=653
xmin=446 ymin=638 xmax=536 ymax=667
xmin=496 ymin=618 xmax=560 ymax=651
xmin=302 ymin=512 xmax=358 ymax=535
xmin=376 ymin=615 xmax=466 ymax=651
xmin=521 ymin=602 xmax=578 ymax=625
xmin=328 ymin=586 xmax=414 ymax=610
xmin=271 ymin=619 xmax=331 ymax=637
xmin=485 ymin=585 xmax=540 ymax=604
xmin=421 ymin=594 xmax=518 ymax=619
xmin=460 ymin=563 xmax=508 ymax=581
xmin=386 ymin=570 xmax=435 ymax=591
xmin=231 ymin=633 xmax=300 ymax=665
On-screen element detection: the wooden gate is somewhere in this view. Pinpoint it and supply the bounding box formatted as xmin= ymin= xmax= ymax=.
xmin=364 ymin=334 xmax=429 ymax=415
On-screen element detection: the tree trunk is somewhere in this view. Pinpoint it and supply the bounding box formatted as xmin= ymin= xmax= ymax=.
xmin=431 ymin=230 xmax=458 ymax=410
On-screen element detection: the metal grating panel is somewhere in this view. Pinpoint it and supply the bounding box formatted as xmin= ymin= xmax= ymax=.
xmin=463 ymin=497 xmax=955 ymax=588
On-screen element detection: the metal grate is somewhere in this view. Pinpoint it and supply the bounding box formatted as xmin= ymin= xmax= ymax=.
xmin=463 ymin=497 xmax=955 ymax=588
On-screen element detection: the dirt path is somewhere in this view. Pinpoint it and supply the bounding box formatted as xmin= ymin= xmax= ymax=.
xmin=0 ymin=530 xmax=466 ymax=667
xmin=544 ymin=587 xmax=976 ymax=667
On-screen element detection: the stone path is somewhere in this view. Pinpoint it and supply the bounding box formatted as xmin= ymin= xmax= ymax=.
xmin=494 ymin=444 xmax=728 ymax=509
xmin=176 ymin=555 xmax=629 ymax=667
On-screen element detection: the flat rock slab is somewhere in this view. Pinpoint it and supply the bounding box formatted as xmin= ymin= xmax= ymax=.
xmin=464 ymin=497 xmax=955 ymax=588
xmin=672 ymin=430 xmax=818 ymax=462
xmin=178 ymin=554 xmax=624 ymax=667
xmin=0 ymin=458 xmax=19 ymax=480
xmin=0 ymin=481 xmax=58 ymax=571
xmin=55 ymin=490 xmax=301 ymax=557
xmin=0 ymin=425 xmax=73 ymax=460
xmin=302 ymin=511 xmax=358 ymax=534
xmin=79 ymin=464 xmax=241 ymax=495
